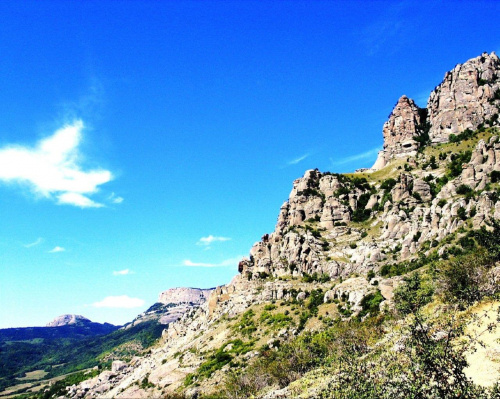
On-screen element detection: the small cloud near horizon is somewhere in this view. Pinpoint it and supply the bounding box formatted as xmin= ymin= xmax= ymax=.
xmin=0 ymin=120 xmax=120 ymax=208
xmin=112 ymin=269 xmax=133 ymax=276
xmin=48 ymin=246 xmax=65 ymax=253
xmin=330 ymin=147 xmax=382 ymax=167
xmin=197 ymin=235 xmax=231 ymax=247
xmin=24 ymin=237 xmax=43 ymax=248
xmin=182 ymin=256 xmax=243 ymax=268
xmin=92 ymin=295 xmax=145 ymax=309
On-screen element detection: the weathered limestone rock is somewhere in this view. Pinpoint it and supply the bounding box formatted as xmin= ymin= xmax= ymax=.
xmin=158 ymin=287 xmax=212 ymax=305
xmin=373 ymin=52 xmax=500 ymax=170
xmin=46 ymin=314 xmax=91 ymax=327
xmin=412 ymin=178 xmax=432 ymax=202
xmin=111 ymin=360 xmax=127 ymax=373
xmin=428 ymin=52 xmax=500 ymax=143
xmin=383 ymin=95 xmax=425 ymax=157
xmin=372 ymin=96 xmax=425 ymax=169
xmin=392 ymin=174 xmax=412 ymax=202
xmin=323 ymin=277 xmax=375 ymax=313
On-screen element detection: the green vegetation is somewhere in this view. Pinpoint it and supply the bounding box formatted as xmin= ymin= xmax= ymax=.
xmin=351 ymin=192 xmax=372 ymax=222
xmin=394 ymin=272 xmax=434 ymax=315
xmin=379 ymin=250 xmax=439 ymax=277
xmin=302 ymin=272 xmax=330 ymax=283
xmin=449 ymin=128 xmax=477 ymax=143
xmin=358 ymin=290 xmax=384 ymax=319
xmin=380 ymin=178 xmax=397 ymax=191
xmin=16 ymin=369 xmax=101 ymax=399
xmin=446 ymin=150 xmax=472 ymax=178
xmin=259 ymin=312 xmax=293 ymax=329
xmin=218 ymin=224 xmax=500 ymax=398
xmin=184 ymin=339 xmax=255 ymax=386
xmin=0 ymin=320 xmax=164 ymax=392
xmin=232 ymin=309 xmax=257 ymax=337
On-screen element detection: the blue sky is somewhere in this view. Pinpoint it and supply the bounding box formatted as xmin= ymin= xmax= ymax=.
xmin=0 ymin=0 xmax=498 ymax=328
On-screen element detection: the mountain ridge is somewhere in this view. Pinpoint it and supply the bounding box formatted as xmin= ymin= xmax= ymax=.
xmin=24 ymin=51 xmax=500 ymax=399
xmin=46 ymin=314 xmax=93 ymax=327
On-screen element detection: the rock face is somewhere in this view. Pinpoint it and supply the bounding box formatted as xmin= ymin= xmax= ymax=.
xmin=428 ymin=52 xmax=500 ymax=143
xmin=46 ymin=314 xmax=91 ymax=327
xmin=376 ymin=95 xmax=425 ymax=167
xmin=157 ymin=287 xmax=212 ymax=305
xmin=127 ymin=287 xmax=214 ymax=327
xmin=373 ymin=52 xmax=500 ymax=169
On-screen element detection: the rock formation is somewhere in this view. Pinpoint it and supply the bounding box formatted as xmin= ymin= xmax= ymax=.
xmin=373 ymin=52 xmax=500 ymax=169
xmin=64 ymin=52 xmax=500 ymax=399
xmin=46 ymin=314 xmax=91 ymax=327
xmin=428 ymin=52 xmax=500 ymax=143
xmin=126 ymin=287 xmax=214 ymax=327
xmin=157 ymin=287 xmax=212 ymax=305
xmin=373 ymin=95 xmax=425 ymax=169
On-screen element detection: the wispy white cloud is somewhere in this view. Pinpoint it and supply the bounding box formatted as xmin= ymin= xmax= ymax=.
xmin=182 ymin=256 xmax=243 ymax=268
xmin=359 ymin=1 xmax=418 ymax=56
xmin=330 ymin=147 xmax=382 ymax=166
xmin=58 ymin=192 xmax=104 ymax=208
xmin=0 ymin=120 xmax=116 ymax=208
xmin=113 ymin=269 xmax=133 ymax=276
xmin=287 ymin=153 xmax=310 ymax=165
xmin=108 ymin=192 xmax=124 ymax=204
xmin=48 ymin=246 xmax=65 ymax=253
xmin=24 ymin=237 xmax=43 ymax=248
xmin=197 ymin=235 xmax=231 ymax=247
xmin=92 ymin=295 xmax=145 ymax=309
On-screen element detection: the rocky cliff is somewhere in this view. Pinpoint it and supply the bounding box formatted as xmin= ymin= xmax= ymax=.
xmin=46 ymin=314 xmax=92 ymax=327
xmin=374 ymin=51 xmax=500 ymax=169
xmin=158 ymin=287 xmax=212 ymax=306
xmin=65 ymin=52 xmax=500 ymax=399
xmin=428 ymin=52 xmax=500 ymax=143
xmin=125 ymin=288 xmax=214 ymax=327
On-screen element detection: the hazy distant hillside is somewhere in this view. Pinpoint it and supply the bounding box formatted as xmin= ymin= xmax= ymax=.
xmin=0 ymin=291 xmax=213 ymax=397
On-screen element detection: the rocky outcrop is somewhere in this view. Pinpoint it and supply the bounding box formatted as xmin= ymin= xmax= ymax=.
xmin=428 ymin=52 xmax=500 ymax=143
xmin=46 ymin=314 xmax=91 ymax=327
xmin=158 ymin=287 xmax=212 ymax=306
xmin=374 ymin=96 xmax=426 ymax=168
xmin=373 ymin=52 xmax=500 ymax=169
xmin=127 ymin=288 xmax=214 ymax=327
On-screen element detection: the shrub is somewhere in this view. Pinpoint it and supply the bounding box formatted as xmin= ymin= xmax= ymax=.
xmin=302 ymin=272 xmax=330 ymax=283
xmin=439 ymin=251 xmax=493 ymax=308
xmin=457 ymin=207 xmax=467 ymax=220
xmin=490 ymin=170 xmax=500 ymax=183
xmin=473 ymin=219 xmax=500 ymax=260
xmin=358 ymin=290 xmax=384 ymax=319
xmin=394 ymin=272 xmax=434 ymax=315
xmin=380 ymin=178 xmax=397 ymax=191
xmin=366 ymin=270 xmax=375 ymax=280
xmin=412 ymin=192 xmax=422 ymax=201
xmin=447 ymin=150 xmax=472 ymax=178
xmin=456 ymin=184 xmax=473 ymax=195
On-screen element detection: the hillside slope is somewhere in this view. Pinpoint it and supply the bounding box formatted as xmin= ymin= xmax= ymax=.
xmin=0 ymin=290 xmax=212 ymax=398
xmin=48 ymin=52 xmax=500 ymax=399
